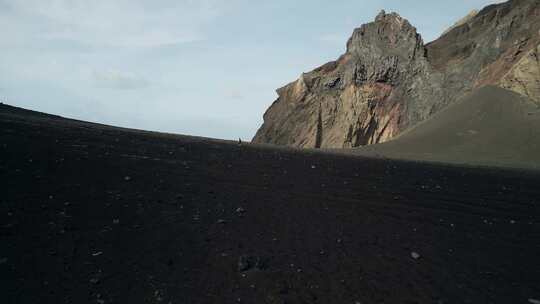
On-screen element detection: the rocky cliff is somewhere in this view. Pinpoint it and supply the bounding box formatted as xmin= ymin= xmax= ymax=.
xmin=253 ymin=0 xmax=540 ymax=148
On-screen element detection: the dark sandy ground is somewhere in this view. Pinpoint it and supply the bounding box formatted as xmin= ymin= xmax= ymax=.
xmin=354 ymin=86 xmax=540 ymax=169
xmin=1 ymin=103 xmax=540 ymax=303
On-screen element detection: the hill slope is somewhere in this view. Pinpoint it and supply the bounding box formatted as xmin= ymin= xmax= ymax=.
xmin=2 ymin=104 xmax=540 ymax=303
xmin=355 ymin=86 xmax=540 ymax=168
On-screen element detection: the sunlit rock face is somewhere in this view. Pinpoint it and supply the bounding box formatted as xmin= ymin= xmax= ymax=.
xmin=498 ymin=44 xmax=540 ymax=104
xmin=253 ymin=0 xmax=540 ymax=148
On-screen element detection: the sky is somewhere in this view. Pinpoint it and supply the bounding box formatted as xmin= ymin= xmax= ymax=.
xmin=0 ymin=0 xmax=503 ymax=140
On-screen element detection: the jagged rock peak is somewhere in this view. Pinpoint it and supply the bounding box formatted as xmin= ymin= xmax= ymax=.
xmin=347 ymin=10 xmax=424 ymax=59
xmin=375 ymin=9 xmax=406 ymax=23
xmin=376 ymin=9 xmax=386 ymax=19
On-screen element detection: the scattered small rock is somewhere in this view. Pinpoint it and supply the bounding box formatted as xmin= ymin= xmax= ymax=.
xmin=238 ymin=256 xmax=251 ymax=272
xmin=154 ymin=290 xmax=164 ymax=302
xmin=124 ymin=176 xmax=131 ymax=181
xmin=92 ymin=251 xmax=103 ymax=257
xmin=411 ymin=252 xmax=421 ymax=260
xmin=95 ymin=293 xmax=104 ymax=303
xmin=238 ymin=255 xmax=267 ymax=272
xmin=235 ymin=207 xmax=245 ymax=214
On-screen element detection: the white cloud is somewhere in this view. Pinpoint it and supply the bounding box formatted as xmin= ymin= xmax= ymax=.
xmin=0 ymin=0 xmax=223 ymax=48
xmin=93 ymin=69 xmax=150 ymax=90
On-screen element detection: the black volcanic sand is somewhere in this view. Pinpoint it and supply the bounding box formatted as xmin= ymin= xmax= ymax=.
xmin=1 ymin=104 xmax=540 ymax=304
xmin=355 ymin=86 xmax=540 ymax=169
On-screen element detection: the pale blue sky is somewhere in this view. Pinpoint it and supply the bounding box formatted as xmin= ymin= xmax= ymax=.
xmin=0 ymin=0 xmax=502 ymax=140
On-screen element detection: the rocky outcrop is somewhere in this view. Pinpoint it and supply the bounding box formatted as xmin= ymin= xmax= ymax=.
xmin=253 ymin=0 xmax=540 ymax=148
xmin=499 ymin=44 xmax=540 ymax=103
xmin=253 ymin=11 xmax=445 ymax=148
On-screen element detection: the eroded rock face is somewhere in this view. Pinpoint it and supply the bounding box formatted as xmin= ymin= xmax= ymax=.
xmin=429 ymin=0 xmax=540 ymax=102
xmin=499 ymin=44 xmax=540 ymax=103
xmin=253 ymin=0 xmax=540 ymax=148
xmin=253 ymin=11 xmax=444 ymax=148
